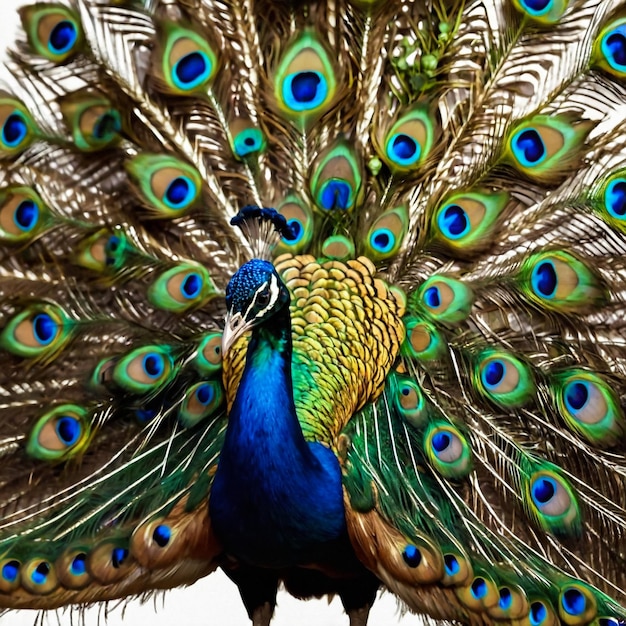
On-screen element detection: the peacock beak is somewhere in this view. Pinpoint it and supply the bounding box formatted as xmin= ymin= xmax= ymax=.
xmin=221 ymin=311 xmax=249 ymax=356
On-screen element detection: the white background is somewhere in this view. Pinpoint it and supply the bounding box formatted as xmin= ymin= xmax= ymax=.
xmin=0 ymin=2 xmax=422 ymax=624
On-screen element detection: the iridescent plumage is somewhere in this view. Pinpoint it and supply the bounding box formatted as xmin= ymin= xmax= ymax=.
xmin=0 ymin=0 xmax=625 ymax=625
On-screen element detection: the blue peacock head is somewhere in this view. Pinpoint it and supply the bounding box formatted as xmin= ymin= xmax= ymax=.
xmin=222 ymin=258 xmax=290 ymax=354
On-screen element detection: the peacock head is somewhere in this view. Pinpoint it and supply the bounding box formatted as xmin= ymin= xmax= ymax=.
xmin=222 ymin=258 xmax=290 ymax=354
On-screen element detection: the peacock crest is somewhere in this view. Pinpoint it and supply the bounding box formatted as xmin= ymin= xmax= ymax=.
xmin=0 ymin=0 xmax=625 ymax=625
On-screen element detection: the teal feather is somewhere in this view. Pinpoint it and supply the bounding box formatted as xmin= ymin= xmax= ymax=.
xmin=0 ymin=1 xmax=625 ymax=625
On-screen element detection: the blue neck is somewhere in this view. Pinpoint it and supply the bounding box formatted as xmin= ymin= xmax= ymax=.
xmin=227 ymin=307 xmax=309 ymax=460
xmin=210 ymin=306 xmax=346 ymax=568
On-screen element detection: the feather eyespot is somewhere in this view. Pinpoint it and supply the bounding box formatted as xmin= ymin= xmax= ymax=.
xmin=417 ymin=276 xmax=474 ymax=324
xmin=402 ymin=317 xmax=445 ymax=361
xmin=505 ymin=115 xmax=592 ymax=182
xmin=232 ymin=127 xmax=265 ymax=159
xmin=69 ymin=554 xmax=86 ymax=576
xmin=22 ymin=559 xmax=58 ymax=594
xmin=275 ymin=197 xmax=313 ymax=253
xmin=376 ymin=106 xmax=436 ymax=173
xmin=274 ymin=33 xmax=336 ymax=118
xmin=456 ymin=573 xmax=499 ymax=611
xmin=527 ymin=601 xmax=558 ymax=626
xmin=179 ymin=380 xmax=223 ymax=427
xmin=604 ymin=177 xmax=626 ymax=220
xmin=0 ymin=303 xmax=70 ymax=359
xmin=594 ymin=18 xmax=626 ymax=78
xmin=61 ymin=96 xmax=121 ymax=151
xmin=424 ymin=423 xmax=472 ymax=478
xmin=554 ymin=370 xmax=623 ymax=447
xmin=155 ymin=23 xmax=217 ymax=95
xmin=310 ymin=142 xmax=362 ymax=212
xmin=558 ymin=584 xmax=597 ymax=625
xmin=20 ymin=5 xmax=82 ymax=62
xmin=512 ymin=0 xmax=569 ymax=23
xmin=149 ymin=264 xmax=216 ymax=313
xmin=88 ymin=541 xmax=133 ymax=583
xmin=74 ymin=229 xmax=129 ymax=272
xmin=56 ymin=548 xmax=91 ymax=589
xmin=27 ymin=404 xmax=90 ymax=461
xmin=476 ymin=351 xmax=535 ymax=407
xmin=525 ymin=467 xmax=581 ymax=538
xmin=364 ymin=206 xmax=408 ymax=261
xmin=321 ymin=235 xmax=355 ymax=260
xmin=111 ymin=345 xmax=174 ymax=393
xmin=125 ymin=154 xmax=202 ymax=217
xmin=522 ymin=251 xmax=606 ymax=311
xmin=391 ymin=375 xmax=426 ymax=426
xmin=193 ymin=332 xmax=223 ymax=375
xmin=0 ymin=559 xmax=20 ymax=592
xmin=433 ymin=190 xmax=508 ymax=253
xmin=0 ymin=99 xmax=36 ymax=156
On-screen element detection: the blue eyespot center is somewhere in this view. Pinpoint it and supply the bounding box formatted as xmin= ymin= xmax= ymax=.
xmin=3 ymin=113 xmax=27 ymax=147
xmin=532 ymin=476 xmax=556 ymax=505
xmin=522 ymin=0 xmax=551 ymax=13
xmin=499 ymin=587 xmax=513 ymax=610
xmin=93 ymin=111 xmax=121 ymax=141
xmin=174 ymin=52 xmax=210 ymax=88
xmin=423 ymin=286 xmax=441 ymax=309
xmin=233 ymin=128 xmax=263 ymax=157
xmin=532 ymin=260 xmax=557 ymax=298
xmin=605 ymin=31 xmax=626 ymax=68
xmin=165 ymin=176 xmax=193 ymax=208
xmin=386 ymin=132 xmax=421 ymax=167
xmin=565 ymin=381 xmax=589 ymax=412
xmin=181 ymin=272 xmax=202 ymax=299
xmin=471 ymin=577 xmax=487 ymax=599
xmin=143 ymin=353 xmax=165 ymax=378
xmin=14 ymin=200 xmax=39 ymax=231
xmin=483 ymin=360 xmax=505 ymax=388
xmin=530 ymin=602 xmax=547 ymax=626
xmin=2 ymin=561 xmax=19 ymax=582
xmin=514 ymin=128 xmax=546 ymax=165
xmin=56 ymin=416 xmax=81 ymax=446
xmin=111 ymin=547 xmax=128 ymax=568
xmin=70 ymin=554 xmax=87 ymax=576
xmin=283 ymin=71 xmax=328 ymax=112
xmin=439 ymin=204 xmax=469 ymax=239
xmin=320 ymin=180 xmax=351 ymax=211
xmin=432 ymin=431 xmax=451 ymax=453
xmin=371 ymin=228 xmax=395 ymax=253
xmin=444 ymin=554 xmax=460 ymax=576
xmin=33 ymin=313 xmax=58 ymax=345
xmin=291 ymin=71 xmax=321 ymax=103
xmin=402 ymin=544 xmax=422 ymax=568
xmin=49 ymin=20 xmax=77 ymax=54
xmin=285 ymin=218 xmax=302 ymax=242
xmin=606 ymin=179 xmax=626 ymax=218
xmin=562 ymin=588 xmax=586 ymax=616
xmin=196 ymin=382 xmax=213 ymax=405
xmin=32 ymin=562 xmax=50 ymax=585
xmin=153 ymin=524 xmax=171 ymax=547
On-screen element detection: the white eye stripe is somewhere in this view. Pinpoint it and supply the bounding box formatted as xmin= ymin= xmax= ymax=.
xmin=244 ymin=275 xmax=279 ymax=320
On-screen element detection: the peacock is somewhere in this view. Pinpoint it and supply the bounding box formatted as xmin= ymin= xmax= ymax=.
xmin=0 ymin=0 xmax=625 ymax=625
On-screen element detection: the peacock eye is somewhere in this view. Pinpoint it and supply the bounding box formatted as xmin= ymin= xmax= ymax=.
xmin=256 ymin=289 xmax=271 ymax=308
